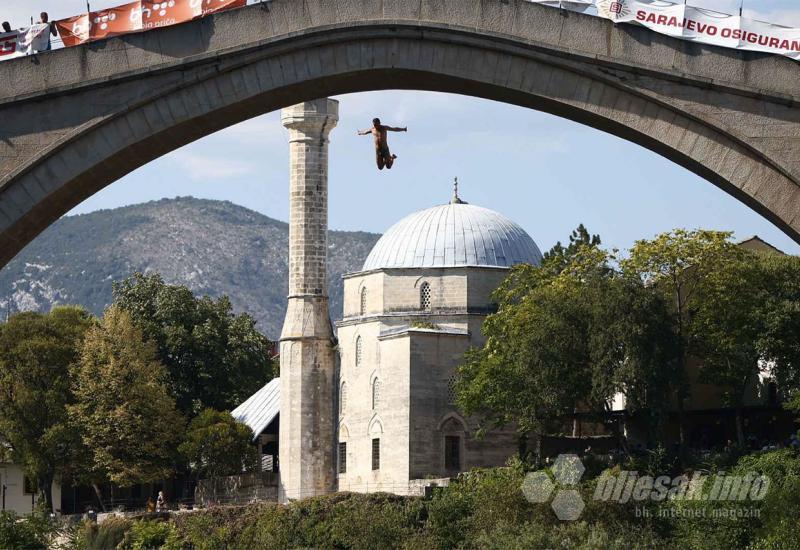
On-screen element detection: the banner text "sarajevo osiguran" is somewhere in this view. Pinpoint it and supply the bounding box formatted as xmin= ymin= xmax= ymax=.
xmin=592 ymin=0 xmax=800 ymax=60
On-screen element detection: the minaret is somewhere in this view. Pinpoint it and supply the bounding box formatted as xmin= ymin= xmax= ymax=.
xmin=279 ymin=99 xmax=339 ymax=501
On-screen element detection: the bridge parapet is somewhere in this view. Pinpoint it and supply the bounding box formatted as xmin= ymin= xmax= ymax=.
xmin=1 ymin=0 xmax=799 ymax=105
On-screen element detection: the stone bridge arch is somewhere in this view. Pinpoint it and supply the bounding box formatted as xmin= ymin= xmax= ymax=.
xmin=2 ymin=0 xmax=800 ymax=268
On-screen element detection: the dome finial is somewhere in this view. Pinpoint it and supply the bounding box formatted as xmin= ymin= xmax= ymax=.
xmin=451 ymin=177 xmax=466 ymax=204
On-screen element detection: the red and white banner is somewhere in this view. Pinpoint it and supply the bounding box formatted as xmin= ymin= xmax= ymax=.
xmin=0 ymin=31 xmax=22 ymax=59
xmin=16 ymin=24 xmax=52 ymax=55
xmin=56 ymin=2 xmax=143 ymax=47
xmin=52 ymin=0 xmax=246 ymax=48
xmin=0 ymin=24 xmax=52 ymax=58
xmin=591 ymin=0 xmax=800 ymax=60
xmin=5 ymin=0 xmax=800 ymax=62
xmin=190 ymin=0 xmax=248 ymax=17
xmin=529 ymin=1 xmax=594 ymax=13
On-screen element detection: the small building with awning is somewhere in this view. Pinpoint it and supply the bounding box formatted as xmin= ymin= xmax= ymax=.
xmin=231 ymin=377 xmax=280 ymax=473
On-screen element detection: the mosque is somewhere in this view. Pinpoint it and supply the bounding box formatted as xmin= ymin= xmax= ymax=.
xmin=233 ymin=181 xmax=544 ymax=497
xmin=333 ymin=184 xmax=542 ymax=493
xmin=231 ymin=98 xmax=543 ymax=500
xmin=229 ymin=98 xmax=793 ymax=504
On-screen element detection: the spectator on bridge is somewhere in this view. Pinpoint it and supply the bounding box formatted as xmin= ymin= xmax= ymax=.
xmin=2 ymin=22 xmax=11 ymax=33
xmin=38 ymin=12 xmax=57 ymax=51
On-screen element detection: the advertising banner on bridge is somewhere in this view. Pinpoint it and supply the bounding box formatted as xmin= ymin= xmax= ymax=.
xmin=56 ymin=3 xmax=143 ymax=47
xmin=8 ymin=0 xmax=800 ymax=62
xmin=53 ymin=0 xmax=246 ymax=47
xmin=138 ymin=0 xmax=197 ymax=31
xmin=1 ymin=25 xmax=52 ymax=59
xmin=191 ymin=0 xmax=248 ymax=17
xmin=16 ymin=24 xmax=52 ymax=55
xmin=0 ymin=31 xmax=22 ymax=60
xmin=529 ymin=1 xmax=594 ymax=13
xmin=593 ymin=0 xmax=800 ymax=59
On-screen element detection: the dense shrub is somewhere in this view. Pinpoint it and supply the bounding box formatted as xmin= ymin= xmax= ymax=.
xmin=0 ymin=511 xmax=52 ymax=550
xmin=119 ymin=519 xmax=182 ymax=550
xmin=173 ymin=512 xmax=231 ymax=550
xmin=470 ymin=520 xmax=668 ymax=550
xmin=660 ymin=449 xmax=800 ymax=550
xmin=71 ymin=516 xmax=132 ymax=550
xmin=234 ymin=492 xmax=423 ymax=549
xmin=58 ymin=449 xmax=800 ymax=550
xmin=424 ymin=463 xmax=536 ymax=549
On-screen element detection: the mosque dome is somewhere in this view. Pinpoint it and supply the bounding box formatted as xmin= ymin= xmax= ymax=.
xmin=363 ymin=189 xmax=542 ymax=271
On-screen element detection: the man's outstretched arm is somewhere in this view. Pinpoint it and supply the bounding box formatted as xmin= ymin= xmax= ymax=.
xmin=387 ymin=126 xmax=408 ymax=132
xmin=357 ymin=129 xmax=372 ymax=135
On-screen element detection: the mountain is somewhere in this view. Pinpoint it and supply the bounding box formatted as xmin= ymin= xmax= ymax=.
xmin=0 ymin=197 xmax=381 ymax=338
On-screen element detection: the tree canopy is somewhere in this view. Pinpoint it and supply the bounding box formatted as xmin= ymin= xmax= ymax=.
xmin=179 ymin=408 xmax=258 ymax=479
xmin=0 ymin=306 xmax=94 ymax=511
xmin=69 ymin=306 xmax=184 ymax=487
xmin=457 ymin=227 xmax=679 ymax=440
xmin=459 ymin=226 xmax=800 ymax=453
xmin=112 ymin=273 xmax=275 ymax=417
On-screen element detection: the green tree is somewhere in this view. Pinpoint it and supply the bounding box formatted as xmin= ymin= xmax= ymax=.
xmin=457 ymin=258 xmax=597 ymax=439
xmin=179 ymin=408 xmax=258 ymax=479
xmin=542 ymin=223 xmax=601 ymax=272
xmin=757 ymin=253 xmax=800 ymax=414
xmin=70 ymin=306 xmax=184 ymax=487
xmin=691 ymin=248 xmax=769 ymax=447
xmin=622 ymin=229 xmax=739 ymax=454
xmin=457 ymin=227 xmax=679 ymax=452
xmin=457 ymin=242 xmax=611 ymax=436
xmin=591 ymin=273 xmax=680 ymax=443
xmin=0 ymin=307 xmax=93 ymax=512
xmin=112 ymin=273 xmax=274 ymax=417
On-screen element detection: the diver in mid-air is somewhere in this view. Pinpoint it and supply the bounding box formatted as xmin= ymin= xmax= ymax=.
xmin=358 ymin=118 xmax=408 ymax=170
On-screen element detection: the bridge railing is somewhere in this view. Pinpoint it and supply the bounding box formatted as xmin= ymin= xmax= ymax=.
xmin=1 ymin=0 xmax=799 ymax=65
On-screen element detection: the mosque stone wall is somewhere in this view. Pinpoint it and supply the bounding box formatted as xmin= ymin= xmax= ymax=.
xmin=337 ymin=322 xmax=411 ymax=493
xmin=337 ymin=266 xmax=521 ymax=490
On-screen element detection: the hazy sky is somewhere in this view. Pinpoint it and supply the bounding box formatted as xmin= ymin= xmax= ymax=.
xmin=4 ymin=0 xmax=800 ymax=255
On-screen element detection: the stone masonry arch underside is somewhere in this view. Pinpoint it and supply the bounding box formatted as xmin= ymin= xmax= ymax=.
xmin=2 ymin=0 xmax=800 ymax=268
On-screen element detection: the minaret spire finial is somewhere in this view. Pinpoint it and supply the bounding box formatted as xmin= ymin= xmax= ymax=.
xmin=451 ymin=177 xmax=466 ymax=204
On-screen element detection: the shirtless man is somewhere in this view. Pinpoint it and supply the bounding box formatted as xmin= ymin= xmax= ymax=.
xmin=358 ymin=118 xmax=407 ymax=170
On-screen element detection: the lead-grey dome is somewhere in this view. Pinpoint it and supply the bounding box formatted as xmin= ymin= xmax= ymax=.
xmin=363 ymin=202 xmax=542 ymax=270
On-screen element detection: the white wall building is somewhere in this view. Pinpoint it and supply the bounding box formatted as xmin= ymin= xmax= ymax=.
xmin=0 ymin=463 xmax=61 ymax=515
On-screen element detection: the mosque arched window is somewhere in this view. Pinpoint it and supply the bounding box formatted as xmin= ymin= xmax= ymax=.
xmin=340 ymin=382 xmax=348 ymax=414
xmin=372 ymin=378 xmax=382 ymax=410
xmin=355 ymin=336 xmax=363 ymax=367
xmin=420 ymin=282 xmax=432 ymax=311
xmin=447 ymin=375 xmax=458 ymax=405
xmin=360 ymin=287 xmax=367 ymax=316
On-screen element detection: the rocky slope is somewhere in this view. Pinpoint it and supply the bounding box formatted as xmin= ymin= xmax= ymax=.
xmin=0 ymin=197 xmax=380 ymax=338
